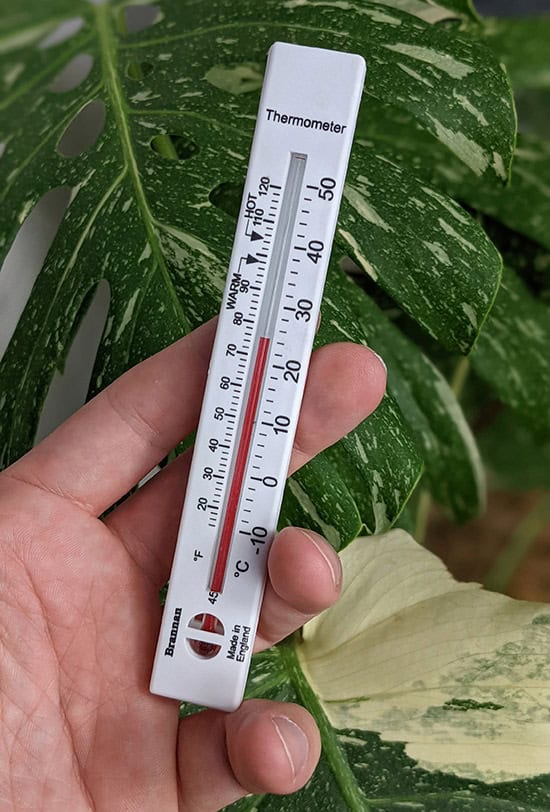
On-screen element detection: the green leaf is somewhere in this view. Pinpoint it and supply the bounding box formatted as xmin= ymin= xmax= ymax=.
xmin=482 ymin=15 xmax=550 ymax=91
xmin=434 ymin=0 xmax=478 ymax=19
xmin=279 ymin=261 xmax=424 ymax=538
xmin=279 ymin=453 xmax=364 ymax=550
xmin=356 ymin=105 xmax=550 ymax=433
xmin=118 ymin=0 xmax=515 ymax=178
xmin=455 ymin=136 xmax=550 ymax=254
xmin=515 ymin=89 xmax=550 ymax=141
xmin=336 ymin=145 xmax=502 ymax=353
xmin=227 ymin=530 xmax=550 ymax=810
xmin=358 ymin=99 xmax=550 ymax=255
xmin=364 ymin=0 xmax=478 ymax=24
xmin=479 ymin=408 xmax=550 ymax=492
xmin=0 ymin=0 xmax=512 ymax=531
xmin=471 ymin=267 xmax=550 ymax=436
xmin=321 ymin=265 xmax=485 ymax=522
xmin=0 ymin=0 xmax=81 ymax=46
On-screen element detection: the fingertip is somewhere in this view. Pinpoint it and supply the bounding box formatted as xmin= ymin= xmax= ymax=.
xmin=269 ymin=527 xmax=342 ymax=614
xmin=348 ymin=344 xmax=387 ymax=412
xmin=293 ymin=342 xmax=386 ymax=467
xmin=226 ymin=700 xmax=321 ymax=795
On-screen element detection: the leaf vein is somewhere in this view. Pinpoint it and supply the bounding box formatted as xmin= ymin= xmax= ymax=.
xmin=95 ymin=3 xmax=190 ymax=336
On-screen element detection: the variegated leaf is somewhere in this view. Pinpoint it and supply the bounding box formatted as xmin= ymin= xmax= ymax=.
xmin=364 ymin=0 xmax=477 ymax=24
xmin=483 ymin=15 xmax=550 ymax=91
xmin=357 ymin=99 xmax=550 ymax=256
xmin=318 ymin=264 xmax=485 ymax=522
xmin=224 ymin=530 xmax=550 ymax=810
xmin=336 ymin=145 xmax=502 ymax=353
xmin=472 ymin=266 xmax=550 ymax=436
xmin=0 ymin=0 xmax=512 ymax=535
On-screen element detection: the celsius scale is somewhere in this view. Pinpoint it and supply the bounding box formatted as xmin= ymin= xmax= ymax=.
xmin=150 ymin=41 xmax=366 ymax=711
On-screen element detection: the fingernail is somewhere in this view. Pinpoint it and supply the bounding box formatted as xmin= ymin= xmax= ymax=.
xmin=272 ymin=716 xmax=309 ymax=778
xmin=301 ymin=530 xmax=342 ymax=589
xmin=371 ymin=349 xmax=387 ymax=374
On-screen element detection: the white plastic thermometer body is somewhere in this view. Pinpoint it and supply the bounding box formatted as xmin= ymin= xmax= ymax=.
xmin=150 ymin=41 xmax=366 ymax=712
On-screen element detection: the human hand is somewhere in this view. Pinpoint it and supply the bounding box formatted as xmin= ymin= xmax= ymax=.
xmin=0 ymin=316 xmax=386 ymax=811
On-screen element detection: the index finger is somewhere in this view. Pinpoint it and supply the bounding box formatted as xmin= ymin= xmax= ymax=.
xmin=3 ymin=318 xmax=219 ymax=516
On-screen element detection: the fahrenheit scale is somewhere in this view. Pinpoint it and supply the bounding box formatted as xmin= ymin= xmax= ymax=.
xmin=150 ymin=41 xmax=366 ymax=711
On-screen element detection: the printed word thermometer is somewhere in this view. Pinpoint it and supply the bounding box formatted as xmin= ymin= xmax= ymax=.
xmin=150 ymin=41 xmax=366 ymax=711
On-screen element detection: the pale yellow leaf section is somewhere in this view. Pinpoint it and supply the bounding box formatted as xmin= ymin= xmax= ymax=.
xmin=299 ymin=530 xmax=550 ymax=783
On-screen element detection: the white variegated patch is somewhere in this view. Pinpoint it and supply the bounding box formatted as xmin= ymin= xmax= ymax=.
xmin=299 ymin=530 xmax=550 ymax=783
xmin=383 ymin=43 xmax=474 ymax=79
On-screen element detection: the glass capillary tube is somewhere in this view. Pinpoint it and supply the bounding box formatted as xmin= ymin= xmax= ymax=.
xmin=262 ymin=153 xmax=308 ymax=336
xmin=206 ymin=152 xmax=308 ymax=597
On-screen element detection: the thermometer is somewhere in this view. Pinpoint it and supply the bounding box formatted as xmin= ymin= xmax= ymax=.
xmin=150 ymin=41 xmax=366 ymax=712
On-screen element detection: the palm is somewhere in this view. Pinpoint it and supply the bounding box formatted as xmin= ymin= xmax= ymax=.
xmin=0 ymin=319 xmax=385 ymax=811
xmin=2 ymin=487 xmax=180 ymax=810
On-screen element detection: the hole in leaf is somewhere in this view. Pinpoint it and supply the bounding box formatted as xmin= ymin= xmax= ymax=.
xmin=150 ymin=133 xmax=200 ymax=161
xmin=120 ymin=4 xmax=162 ymax=34
xmin=209 ymin=180 xmax=243 ymax=219
xmin=50 ymin=53 xmax=94 ymax=93
xmin=205 ymin=63 xmax=264 ymax=95
xmin=38 ymin=17 xmax=84 ymax=50
xmin=35 ymin=280 xmax=111 ymax=443
xmin=127 ymin=60 xmax=154 ymax=80
xmin=57 ymin=99 xmax=106 ymax=158
xmin=0 ymin=187 xmax=72 ymax=362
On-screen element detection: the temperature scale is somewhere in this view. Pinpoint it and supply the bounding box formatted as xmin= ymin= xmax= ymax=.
xmin=150 ymin=41 xmax=366 ymax=711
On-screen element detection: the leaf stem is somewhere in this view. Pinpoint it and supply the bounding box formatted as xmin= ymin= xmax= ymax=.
xmin=414 ymin=488 xmax=432 ymax=546
xmin=282 ymin=640 xmax=371 ymax=811
xmin=93 ymin=2 xmax=191 ymax=335
xmin=483 ymin=494 xmax=550 ymax=593
xmin=450 ymin=355 xmax=470 ymax=397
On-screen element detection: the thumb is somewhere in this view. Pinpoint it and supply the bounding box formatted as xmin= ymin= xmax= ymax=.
xmin=176 ymin=698 xmax=321 ymax=810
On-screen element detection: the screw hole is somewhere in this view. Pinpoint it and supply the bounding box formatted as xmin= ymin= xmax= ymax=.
xmin=188 ymin=639 xmax=221 ymax=659
xmin=187 ymin=613 xmax=224 ymax=659
xmin=188 ymin=613 xmax=224 ymax=635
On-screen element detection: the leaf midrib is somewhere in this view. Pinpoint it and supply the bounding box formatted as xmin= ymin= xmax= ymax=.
xmin=280 ymin=642 xmax=372 ymax=812
xmin=94 ymin=2 xmax=190 ymax=336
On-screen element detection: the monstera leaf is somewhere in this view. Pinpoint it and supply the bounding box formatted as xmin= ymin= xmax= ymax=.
xmin=0 ymin=0 xmax=515 ymax=534
xmin=356 ymin=98 xmax=550 ymax=435
xmin=219 ymin=530 xmax=550 ymax=810
xmin=483 ymin=15 xmax=550 ymax=92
